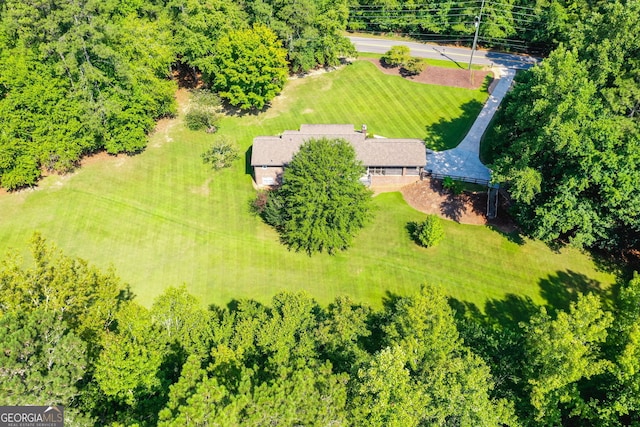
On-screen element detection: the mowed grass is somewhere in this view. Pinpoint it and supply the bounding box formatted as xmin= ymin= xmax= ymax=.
xmin=0 ymin=61 xmax=615 ymax=309
xmin=357 ymin=51 xmax=485 ymax=70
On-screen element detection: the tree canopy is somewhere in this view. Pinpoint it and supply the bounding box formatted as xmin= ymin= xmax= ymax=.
xmin=1 ymin=237 xmax=640 ymax=425
xmin=204 ymin=24 xmax=288 ymax=110
xmin=487 ymin=0 xmax=640 ymax=252
xmin=274 ymin=137 xmax=374 ymax=254
xmin=0 ymin=0 xmax=176 ymax=190
xmin=348 ymin=0 xmax=618 ymax=54
xmin=0 ymin=0 xmax=356 ymax=189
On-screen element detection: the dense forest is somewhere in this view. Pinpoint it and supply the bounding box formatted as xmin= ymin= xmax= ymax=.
xmin=0 ymin=0 xmax=355 ymax=190
xmin=485 ymin=0 xmax=640 ymax=253
xmin=0 ymin=236 xmax=638 ymax=426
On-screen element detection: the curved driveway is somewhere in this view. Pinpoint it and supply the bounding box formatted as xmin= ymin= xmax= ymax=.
xmin=349 ymin=36 xmax=526 ymax=184
xmin=425 ymin=68 xmax=516 ymax=183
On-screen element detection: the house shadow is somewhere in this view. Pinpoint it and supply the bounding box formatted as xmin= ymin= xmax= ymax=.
xmin=424 ymin=99 xmax=485 ymax=151
xmin=245 ymin=146 xmax=253 ymax=175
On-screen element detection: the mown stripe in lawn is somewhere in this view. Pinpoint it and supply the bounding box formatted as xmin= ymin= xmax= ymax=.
xmin=0 ymin=62 xmax=615 ymax=311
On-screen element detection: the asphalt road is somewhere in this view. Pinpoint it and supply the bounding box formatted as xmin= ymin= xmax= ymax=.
xmin=348 ymin=36 xmax=540 ymax=70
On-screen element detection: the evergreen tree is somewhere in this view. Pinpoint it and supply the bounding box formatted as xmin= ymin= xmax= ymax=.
xmin=276 ymin=137 xmax=373 ymax=254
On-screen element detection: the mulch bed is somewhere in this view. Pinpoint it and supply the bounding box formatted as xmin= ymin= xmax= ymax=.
xmin=360 ymin=57 xmax=493 ymax=90
xmin=401 ymin=179 xmax=518 ymax=233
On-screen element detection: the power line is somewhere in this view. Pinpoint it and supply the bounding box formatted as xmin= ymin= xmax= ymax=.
xmin=348 ymin=0 xmax=543 ymax=51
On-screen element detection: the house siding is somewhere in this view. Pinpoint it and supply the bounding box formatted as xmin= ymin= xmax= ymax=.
xmin=254 ymin=166 xmax=284 ymax=187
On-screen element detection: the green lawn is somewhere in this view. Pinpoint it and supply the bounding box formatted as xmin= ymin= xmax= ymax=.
xmin=357 ymin=51 xmax=485 ymax=71
xmin=0 ymin=60 xmax=615 ymax=310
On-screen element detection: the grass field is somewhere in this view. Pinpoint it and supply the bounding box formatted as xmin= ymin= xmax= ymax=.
xmin=0 ymin=60 xmax=615 ymax=310
xmin=357 ymin=51 xmax=485 ymax=70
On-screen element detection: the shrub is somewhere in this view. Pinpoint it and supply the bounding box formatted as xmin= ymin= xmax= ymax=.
xmin=443 ymin=176 xmax=464 ymax=195
xmin=252 ymin=190 xmax=287 ymax=228
xmin=381 ymin=45 xmax=411 ymax=67
xmin=412 ymin=214 xmax=445 ymax=248
xmin=185 ymin=108 xmax=219 ymax=131
xmin=185 ymin=89 xmax=222 ymax=132
xmin=402 ymin=57 xmax=427 ymax=76
xmin=201 ymin=137 xmax=239 ymax=170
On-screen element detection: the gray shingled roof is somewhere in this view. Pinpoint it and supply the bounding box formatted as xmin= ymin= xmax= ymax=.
xmin=353 ymin=139 xmax=426 ymax=167
xmin=251 ymin=125 xmax=425 ymax=168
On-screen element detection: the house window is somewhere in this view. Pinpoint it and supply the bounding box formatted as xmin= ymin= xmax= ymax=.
xmin=262 ymin=165 xmax=268 ymax=169
xmin=369 ymin=167 xmax=385 ymax=175
xmin=386 ymin=167 xmax=403 ymax=176
xmin=406 ymin=167 xmax=420 ymax=176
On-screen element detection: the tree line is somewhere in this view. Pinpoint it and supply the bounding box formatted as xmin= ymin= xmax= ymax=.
xmin=485 ymin=0 xmax=639 ymax=254
xmin=348 ymin=0 xmax=611 ymax=53
xmin=1 ymin=235 xmax=639 ymax=426
xmin=0 ymin=0 xmax=354 ymax=190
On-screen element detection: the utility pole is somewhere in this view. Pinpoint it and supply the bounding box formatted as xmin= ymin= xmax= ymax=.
xmin=468 ymin=0 xmax=486 ymax=70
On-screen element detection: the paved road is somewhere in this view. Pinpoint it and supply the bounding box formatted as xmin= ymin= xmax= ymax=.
xmin=348 ymin=36 xmax=539 ymax=70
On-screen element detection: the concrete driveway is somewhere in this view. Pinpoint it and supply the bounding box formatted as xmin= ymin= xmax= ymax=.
xmin=425 ymin=68 xmax=516 ymax=183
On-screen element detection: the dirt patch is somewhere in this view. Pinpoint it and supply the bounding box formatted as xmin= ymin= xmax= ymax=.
xmin=401 ymin=179 xmax=517 ymax=233
xmin=79 ymin=151 xmax=123 ymax=167
xmin=175 ymin=88 xmax=190 ymax=115
xmin=361 ymin=57 xmax=493 ymax=90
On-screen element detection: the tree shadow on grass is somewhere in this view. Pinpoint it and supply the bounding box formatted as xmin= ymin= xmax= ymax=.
xmin=220 ymin=98 xmax=273 ymax=118
xmin=424 ymin=99 xmax=484 ymax=151
xmin=486 ymin=224 xmax=525 ymax=245
xmin=449 ymin=294 xmax=539 ymax=332
xmin=538 ymin=270 xmax=611 ymax=313
xmin=449 ymin=270 xmax=614 ymax=333
xmin=360 ymin=290 xmax=403 ymax=355
xmin=405 ymin=221 xmax=417 ymax=235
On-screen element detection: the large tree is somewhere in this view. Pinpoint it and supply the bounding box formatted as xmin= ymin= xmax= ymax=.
xmin=522 ymin=293 xmax=613 ymax=424
xmin=245 ymin=0 xmax=355 ymax=73
xmin=203 ymin=24 xmax=288 ymax=110
xmin=275 ymin=137 xmax=373 ymax=254
xmin=0 ymin=0 xmax=176 ymax=190
xmin=486 ymin=1 xmax=640 ymax=252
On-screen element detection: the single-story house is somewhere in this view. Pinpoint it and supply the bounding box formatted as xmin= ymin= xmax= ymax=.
xmin=250 ymin=124 xmax=426 ymax=188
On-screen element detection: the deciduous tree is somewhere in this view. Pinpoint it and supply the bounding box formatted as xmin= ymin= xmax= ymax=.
xmin=275 ymin=137 xmax=373 ymax=254
xmin=522 ymin=293 xmax=613 ymax=424
xmin=204 ymin=24 xmax=288 ymax=110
